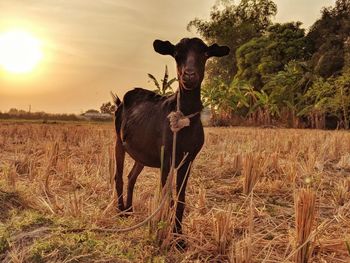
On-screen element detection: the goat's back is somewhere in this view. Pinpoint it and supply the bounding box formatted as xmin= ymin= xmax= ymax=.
xmin=114 ymin=88 xmax=175 ymax=167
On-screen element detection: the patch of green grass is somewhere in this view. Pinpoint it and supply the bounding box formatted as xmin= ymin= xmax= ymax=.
xmin=0 ymin=207 xmax=163 ymax=262
xmin=29 ymin=240 xmax=57 ymax=263
xmin=0 ymin=224 xmax=10 ymax=255
xmin=0 ymin=190 xmax=26 ymax=220
xmin=27 ymin=230 xmax=143 ymax=262
xmin=7 ymin=210 xmax=53 ymax=232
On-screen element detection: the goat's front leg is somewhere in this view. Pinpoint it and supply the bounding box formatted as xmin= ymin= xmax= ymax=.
xmin=161 ymin=154 xmax=178 ymax=210
xmin=173 ymin=160 xmax=192 ymax=246
xmin=160 ymin=155 xmax=171 ymax=188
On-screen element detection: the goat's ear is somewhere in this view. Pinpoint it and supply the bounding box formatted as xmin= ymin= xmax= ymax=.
xmin=206 ymin=44 xmax=230 ymax=58
xmin=153 ymin=40 xmax=175 ymax=56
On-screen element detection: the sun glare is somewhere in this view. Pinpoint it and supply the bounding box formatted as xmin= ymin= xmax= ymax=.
xmin=0 ymin=30 xmax=43 ymax=74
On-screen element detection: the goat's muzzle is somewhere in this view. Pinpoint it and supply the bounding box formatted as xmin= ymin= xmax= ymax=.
xmin=181 ymin=76 xmax=199 ymax=90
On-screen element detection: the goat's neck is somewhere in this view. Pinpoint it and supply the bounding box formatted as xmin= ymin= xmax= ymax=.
xmin=177 ymin=85 xmax=203 ymax=115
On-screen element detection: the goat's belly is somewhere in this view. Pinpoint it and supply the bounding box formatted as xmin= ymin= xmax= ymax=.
xmin=123 ymin=140 xmax=161 ymax=168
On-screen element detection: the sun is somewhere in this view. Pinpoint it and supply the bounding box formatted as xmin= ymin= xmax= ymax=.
xmin=0 ymin=30 xmax=43 ymax=74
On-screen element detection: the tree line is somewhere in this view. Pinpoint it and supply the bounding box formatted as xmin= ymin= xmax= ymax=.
xmin=188 ymin=0 xmax=350 ymax=129
xmin=0 ymin=108 xmax=81 ymax=122
xmin=0 ymin=108 xmax=114 ymax=122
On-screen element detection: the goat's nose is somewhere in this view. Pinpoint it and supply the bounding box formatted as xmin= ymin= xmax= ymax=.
xmin=184 ymin=70 xmax=196 ymax=80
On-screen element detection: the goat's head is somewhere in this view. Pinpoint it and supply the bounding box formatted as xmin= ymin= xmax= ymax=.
xmin=153 ymin=38 xmax=230 ymax=90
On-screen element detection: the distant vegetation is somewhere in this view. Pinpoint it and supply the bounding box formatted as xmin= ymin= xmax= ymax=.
xmin=0 ymin=107 xmax=114 ymax=122
xmin=188 ymin=0 xmax=350 ymax=129
xmin=0 ymin=108 xmax=81 ymax=122
xmin=148 ymin=65 xmax=177 ymax=96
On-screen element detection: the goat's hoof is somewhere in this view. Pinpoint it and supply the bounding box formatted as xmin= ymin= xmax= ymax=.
xmin=117 ymin=206 xmax=133 ymax=217
xmin=117 ymin=204 xmax=125 ymax=212
xmin=119 ymin=212 xmax=130 ymax=218
xmin=124 ymin=206 xmax=133 ymax=213
xmin=121 ymin=206 xmax=133 ymax=217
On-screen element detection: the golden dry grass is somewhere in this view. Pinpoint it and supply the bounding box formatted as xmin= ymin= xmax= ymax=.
xmin=0 ymin=122 xmax=350 ymax=262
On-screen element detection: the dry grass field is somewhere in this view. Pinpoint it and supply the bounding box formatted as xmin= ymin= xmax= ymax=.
xmin=0 ymin=122 xmax=350 ymax=262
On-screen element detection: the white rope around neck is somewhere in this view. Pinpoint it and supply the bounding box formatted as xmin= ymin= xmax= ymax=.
xmin=167 ymin=90 xmax=200 ymax=133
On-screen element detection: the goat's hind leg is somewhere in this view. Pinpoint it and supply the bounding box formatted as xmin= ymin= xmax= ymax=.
xmin=125 ymin=161 xmax=144 ymax=212
xmin=115 ymin=134 xmax=126 ymax=211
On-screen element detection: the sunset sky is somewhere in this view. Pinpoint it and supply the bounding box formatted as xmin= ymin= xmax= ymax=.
xmin=0 ymin=0 xmax=335 ymax=113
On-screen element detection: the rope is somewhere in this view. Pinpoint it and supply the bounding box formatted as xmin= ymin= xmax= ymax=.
xmin=63 ymin=193 xmax=169 ymax=234
xmin=167 ymin=111 xmax=200 ymax=133
xmin=167 ymin=90 xmax=200 ymax=132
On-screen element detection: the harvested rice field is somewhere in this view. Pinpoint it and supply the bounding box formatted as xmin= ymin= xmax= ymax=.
xmin=0 ymin=122 xmax=350 ymax=262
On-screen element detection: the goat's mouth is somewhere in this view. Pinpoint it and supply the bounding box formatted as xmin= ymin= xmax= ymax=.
xmin=181 ymin=78 xmax=199 ymax=90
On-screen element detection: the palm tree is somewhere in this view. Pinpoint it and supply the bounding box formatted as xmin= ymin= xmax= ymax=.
xmin=148 ymin=65 xmax=177 ymax=96
xmin=263 ymin=61 xmax=310 ymax=127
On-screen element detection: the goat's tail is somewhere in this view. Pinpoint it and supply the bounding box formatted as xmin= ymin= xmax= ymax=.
xmin=110 ymin=91 xmax=121 ymax=107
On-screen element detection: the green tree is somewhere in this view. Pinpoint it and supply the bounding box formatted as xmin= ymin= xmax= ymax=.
xmin=148 ymin=65 xmax=177 ymax=96
xmin=263 ymin=61 xmax=311 ymax=126
xmin=100 ymin=102 xmax=116 ymax=115
xmin=299 ymin=71 xmax=350 ymax=129
xmin=230 ymin=81 xmax=279 ymax=125
xmin=334 ymin=69 xmax=350 ymax=128
xmin=299 ymin=78 xmax=335 ymax=128
xmin=235 ymin=22 xmax=307 ymax=90
xmin=188 ymin=0 xmax=277 ymax=85
xmin=307 ymin=0 xmax=350 ymax=77
xmin=85 ymin=109 xmax=99 ymax=114
xmin=201 ymin=78 xmax=252 ymax=125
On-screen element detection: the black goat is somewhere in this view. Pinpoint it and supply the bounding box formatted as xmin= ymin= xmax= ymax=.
xmin=114 ymin=38 xmax=229 ymax=242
